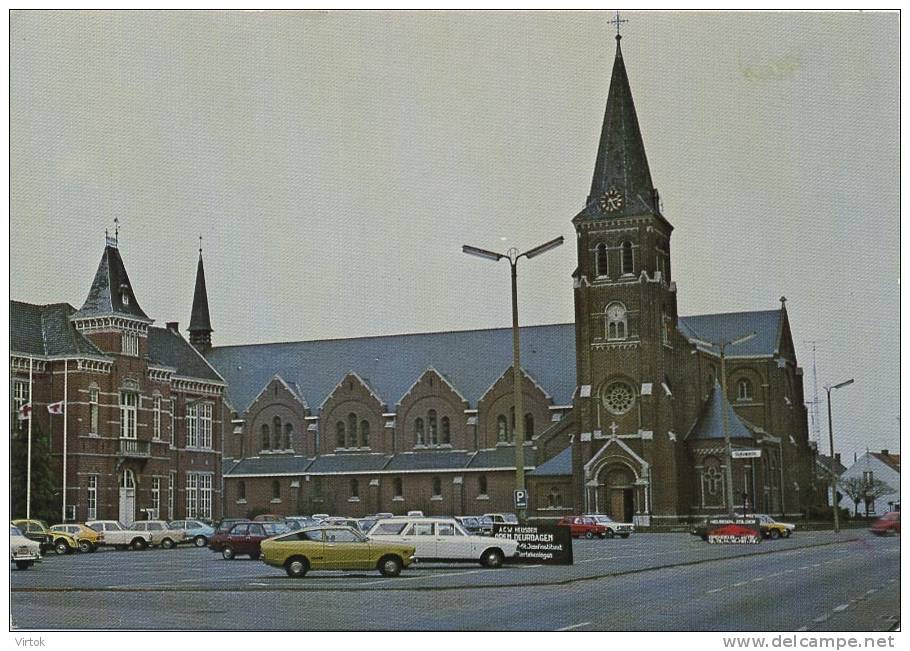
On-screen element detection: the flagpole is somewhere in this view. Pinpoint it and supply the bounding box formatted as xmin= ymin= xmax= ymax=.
xmin=26 ymin=356 xmax=33 ymax=519
xmin=62 ymin=360 xmax=68 ymax=522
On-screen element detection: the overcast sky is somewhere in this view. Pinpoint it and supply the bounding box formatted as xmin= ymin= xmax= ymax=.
xmin=10 ymin=10 xmax=899 ymax=462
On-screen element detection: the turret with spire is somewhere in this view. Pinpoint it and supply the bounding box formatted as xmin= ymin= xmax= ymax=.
xmin=188 ymin=238 xmax=213 ymax=353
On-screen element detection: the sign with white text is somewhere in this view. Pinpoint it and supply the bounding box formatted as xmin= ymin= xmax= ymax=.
xmin=493 ymin=523 xmax=574 ymax=565
xmin=731 ymin=449 xmax=762 ymax=459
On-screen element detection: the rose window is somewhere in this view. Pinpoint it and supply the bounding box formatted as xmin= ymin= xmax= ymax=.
xmin=602 ymin=382 xmax=635 ymax=415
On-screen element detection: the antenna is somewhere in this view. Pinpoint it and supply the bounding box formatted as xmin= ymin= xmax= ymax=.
xmin=804 ymin=340 xmax=824 ymax=443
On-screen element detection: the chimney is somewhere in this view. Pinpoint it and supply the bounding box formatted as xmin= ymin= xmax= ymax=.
xmin=166 ymin=321 xmax=179 ymax=332
xmin=834 ymin=453 xmax=841 ymax=463
xmin=881 ymin=449 xmax=889 ymax=456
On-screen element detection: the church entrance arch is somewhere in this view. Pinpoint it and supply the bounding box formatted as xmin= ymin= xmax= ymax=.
xmin=597 ymin=464 xmax=636 ymax=523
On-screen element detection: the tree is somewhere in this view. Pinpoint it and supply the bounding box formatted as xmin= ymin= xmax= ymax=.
xmin=838 ymin=476 xmax=895 ymax=517
xmin=861 ymin=478 xmax=895 ymax=515
xmin=10 ymin=420 xmax=59 ymax=522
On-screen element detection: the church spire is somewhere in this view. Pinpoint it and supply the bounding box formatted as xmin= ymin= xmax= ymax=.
xmin=585 ymin=29 xmax=661 ymax=220
xmin=188 ymin=239 xmax=213 ymax=352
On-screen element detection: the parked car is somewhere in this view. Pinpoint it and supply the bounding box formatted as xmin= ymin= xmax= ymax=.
xmin=740 ymin=513 xmax=796 ymax=539
xmin=213 ymin=518 xmax=251 ymax=536
xmin=356 ymin=518 xmax=378 ymax=534
xmin=373 ymin=512 xmax=394 ymax=520
xmin=311 ymin=513 xmax=331 ymax=522
xmin=50 ymin=523 xmax=103 ymax=553
xmin=406 ymin=510 xmax=425 ymax=517
xmin=10 ymin=525 xmax=41 ymax=570
xmin=168 ymin=519 xmax=216 ymax=547
xmin=456 ymin=516 xmax=485 ymax=536
xmin=12 ymin=519 xmax=79 ymax=554
xmin=132 ymin=521 xmax=186 ymax=548
xmin=252 ymin=514 xmax=283 ymax=523
xmin=85 ymin=520 xmax=153 ymax=550
xmin=261 ymin=525 xmax=417 ymax=578
xmin=584 ymin=514 xmax=635 ymax=538
xmin=209 ymin=521 xmax=288 ymax=560
xmin=557 ymin=515 xmax=609 ymax=539
xmin=483 ymin=513 xmax=519 ymax=527
xmin=870 ymin=511 xmax=900 ymax=536
xmin=367 ymin=517 xmax=519 ymax=568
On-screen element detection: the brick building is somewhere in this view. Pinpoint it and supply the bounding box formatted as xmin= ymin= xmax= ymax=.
xmin=10 ymin=234 xmax=227 ymax=524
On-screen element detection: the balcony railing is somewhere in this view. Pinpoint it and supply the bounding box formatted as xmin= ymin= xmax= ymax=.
xmin=117 ymin=438 xmax=151 ymax=458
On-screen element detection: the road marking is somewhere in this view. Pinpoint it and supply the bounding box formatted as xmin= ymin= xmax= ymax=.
xmin=751 ymin=577 xmax=764 ymax=583
xmin=707 ymin=588 xmax=723 ymax=594
xmin=796 ymin=626 xmax=808 ymax=632
xmin=833 ymin=604 xmax=849 ymax=612
xmin=555 ymin=622 xmax=592 ymax=631
xmin=357 ymin=568 xmax=489 ymax=586
xmin=865 ymin=588 xmax=878 ymax=595
xmin=814 ymin=614 xmax=830 ymax=623
xmin=799 ymin=566 xmax=810 ymax=570
xmin=733 ymin=581 xmax=747 ymax=587
xmin=248 ymin=582 xmax=268 ymax=586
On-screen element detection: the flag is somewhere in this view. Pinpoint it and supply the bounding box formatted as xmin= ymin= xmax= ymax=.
xmin=18 ymin=403 xmax=32 ymax=420
xmin=47 ymin=401 xmax=64 ymax=415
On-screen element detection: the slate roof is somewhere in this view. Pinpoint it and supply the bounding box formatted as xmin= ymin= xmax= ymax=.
xmin=687 ymin=383 xmax=755 ymax=441
xmin=469 ymin=446 xmax=536 ymax=469
xmin=188 ymin=253 xmax=213 ymax=335
xmin=10 ymin=301 xmax=106 ymax=358
xmin=677 ymin=310 xmax=782 ymax=357
xmin=148 ymin=327 xmax=224 ymax=382
xmin=386 ymin=450 xmax=475 ymax=472
xmin=72 ymin=244 xmax=151 ymax=321
xmin=306 ymin=453 xmax=393 ymax=474
xmin=816 ymin=454 xmax=847 ymax=476
xmin=206 ymin=323 xmax=576 ymax=414
xmin=579 ymin=36 xmax=660 ymax=221
xmin=530 ymin=446 xmax=573 ymax=476
xmin=228 ymin=455 xmax=313 ymax=476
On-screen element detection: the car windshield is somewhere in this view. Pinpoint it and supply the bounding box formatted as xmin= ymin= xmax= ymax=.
xmin=502 ymin=514 xmax=518 ymax=524
xmin=11 ymin=525 xmax=23 ymax=536
xmin=479 ymin=516 xmax=493 ymax=525
xmin=109 ymin=522 xmax=124 ymax=531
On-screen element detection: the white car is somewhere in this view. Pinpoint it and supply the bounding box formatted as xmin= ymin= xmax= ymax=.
xmin=131 ymin=521 xmax=186 ymax=549
xmin=86 ymin=520 xmax=153 ymax=550
xmin=585 ymin=514 xmax=635 ymax=538
xmin=10 ymin=525 xmax=41 ymax=570
xmin=366 ymin=517 xmax=519 ymax=568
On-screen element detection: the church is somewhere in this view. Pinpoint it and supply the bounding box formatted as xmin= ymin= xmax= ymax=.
xmin=9 ymin=30 xmax=816 ymax=527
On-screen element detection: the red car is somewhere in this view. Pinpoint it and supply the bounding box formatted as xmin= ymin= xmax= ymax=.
xmin=209 ymin=521 xmax=288 ymax=559
xmin=870 ymin=511 xmax=900 ymax=536
xmin=557 ymin=516 xmax=609 ymax=539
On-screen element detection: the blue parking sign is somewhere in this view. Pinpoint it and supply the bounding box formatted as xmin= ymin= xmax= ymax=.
xmin=513 ymin=489 xmax=528 ymax=509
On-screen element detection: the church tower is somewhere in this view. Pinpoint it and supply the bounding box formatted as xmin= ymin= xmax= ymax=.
xmin=571 ymin=29 xmax=688 ymax=524
xmin=188 ymin=243 xmax=213 ymax=353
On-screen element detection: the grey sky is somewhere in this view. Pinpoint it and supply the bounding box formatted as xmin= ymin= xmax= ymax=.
xmin=10 ymin=10 xmax=899 ymax=462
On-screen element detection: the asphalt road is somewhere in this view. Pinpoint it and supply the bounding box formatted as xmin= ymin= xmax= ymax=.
xmin=10 ymin=531 xmax=899 ymax=631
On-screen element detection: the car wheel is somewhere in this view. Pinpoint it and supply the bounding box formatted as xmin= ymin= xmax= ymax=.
xmin=782 ymin=530 xmax=791 ymax=539
xmin=584 ymin=531 xmax=594 ymax=540
xmin=620 ymin=533 xmax=630 ymax=539
xmin=606 ymin=530 xmax=615 ymax=539
xmin=769 ymin=529 xmax=780 ymax=540
xmin=131 ymin=538 xmax=148 ymax=551
xmin=379 ymin=555 xmax=403 ymax=577
xmin=15 ymin=560 xmax=31 ymax=570
xmin=222 ymin=546 xmax=235 ymax=560
xmin=115 ymin=545 xmax=128 ymax=551
xmin=54 ymin=540 xmax=71 ymax=555
xmin=161 ymin=538 xmax=175 ymax=550
xmin=194 ymin=535 xmax=207 ymax=548
xmin=78 ymin=540 xmax=92 ymax=554
xmin=481 ymin=548 xmax=504 ymax=569
xmin=250 ymin=551 xmax=260 ymax=561
xmin=285 ymin=556 xmax=309 ymax=578
xmin=599 ymin=533 xmax=607 ymax=539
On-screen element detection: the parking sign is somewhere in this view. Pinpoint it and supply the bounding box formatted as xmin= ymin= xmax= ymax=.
xmin=513 ymin=489 xmax=528 ymax=509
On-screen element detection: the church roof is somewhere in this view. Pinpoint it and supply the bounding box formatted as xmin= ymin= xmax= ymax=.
xmin=206 ymin=323 xmax=576 ymax=414
xmin=72 ymin=243 xmax=151 ymax=322
xmin=148 ymin=326 xmax=224 ymax=382
xmin=579 ymin=35 xmax=660 ymax=221
xmin=529 ymin=445 xmax=572 ymax=476
xmin=678 ymin=310 xmax=782 ymax=357
xmin=686 ymin=383 xmax=755 ymax=441
xmin=188 ymin=251 xmax=213 ymax=335
xmin=10 ymin=300 xmax=106 ymax=358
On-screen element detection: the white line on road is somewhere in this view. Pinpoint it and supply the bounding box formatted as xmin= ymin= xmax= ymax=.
xmin=555 ymin=622 xmax=592 ymax=631
xmin=733 ymin=581 xmax=747 ymax=587
xmin=796 ymin=627 xmax=808 ymax=632
xmin=814 ymin=614 xmax=830 ymax=623
xmin=248 ymin=582 xmax=268 ymax=586
xmin=707 ymin=588 xmax=723 ymax=594
xmin=833 ymin=604 xmax=849 ymax=612
xmin=357 ymin=569 xmax=490 ymax=586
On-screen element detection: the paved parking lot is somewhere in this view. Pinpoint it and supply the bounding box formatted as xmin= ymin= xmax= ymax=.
xmin=11 ymin=531 xmax=900 ymax=630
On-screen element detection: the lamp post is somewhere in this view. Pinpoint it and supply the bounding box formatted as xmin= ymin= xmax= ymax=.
xmin=462 ymin=236 xmax=564 ymax=523
xmin=825 ymin=378 xmax=854 ymax=533
xmin=689 ymin=331 xmax=756 ymax=513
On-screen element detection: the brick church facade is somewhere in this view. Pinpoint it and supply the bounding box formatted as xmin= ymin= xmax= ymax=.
xmin=10 ymin=32 xmax=816 ymax=526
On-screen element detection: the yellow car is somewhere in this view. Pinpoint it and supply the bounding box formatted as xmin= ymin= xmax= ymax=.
xmin=745 ymin=513 xmax=796 ymax=539
xmin=12 ymin=519 xmax=79 ymax=555
xmin=50 ymin=524 xmax=104 ymax=553
xmin=260 ymin=525 xmax=416 ymax=578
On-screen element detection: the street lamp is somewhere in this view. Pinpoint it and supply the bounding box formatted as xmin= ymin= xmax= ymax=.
xmin=825 ymin=378 xmax=854 ymax=533
xmin=689 ymin=331 xmax=756 ymax=513
xmin=462 ymin=235 xmax=564 ymax=523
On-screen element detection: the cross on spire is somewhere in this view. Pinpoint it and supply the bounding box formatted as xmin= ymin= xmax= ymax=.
xmin=609 ymin=10 xmax=628 ymax=39
xmin=609 ymin=421 xmax=619 ymax=436
xmin=199 ymin=235 xmax=203 ymax=255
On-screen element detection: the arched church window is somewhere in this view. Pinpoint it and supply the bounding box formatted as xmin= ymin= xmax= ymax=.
xmin=428 ymin=410 xmax=438 ymax=445
xmin=661 ymin=308 xmax=672 ymax=346
xmin=284 ymin=423 xmax=293 ymax=450
xmin=524 ymin=413 xmax=534 ymax=437
xmin=432 ymin=476 xmax=442 ymax=497
xmin=261 ymin=424 xmax=270 ymax=450
xmin=272 ymin=480 xmax=281 ymax=500
xmin=602 ymin=382 xmax=635 ymax=416
xmin=705 ymin=463 xmax=722 ymax=496
xmin=737 ymin=378 xmax=753 ymax=401
xmin=548 ymin=486 xmax=563 ymax=508
xmin=336 ymin=421 xmax=346 ymax=449
xmin=347 ymin=413 xmax=358 ymax=448
xmin=415 ymin=417 xmax=425 ymax=446
xmin=509 ymin=407 xmax=516 ymax=442
xmin=497 ymin=415 xmax=508 ymax=443
xmin=478 ymin=474 xmax=488 ymax=496
xmin=441 ymin=416 xmax=451 ymax=445
xmin=606 ymin=303 xmax=628 ymax=340
xmin=595 ymin=243 xmax=608 ymax=277
xmin=272 ymin=416 xmax=282 ymax=450
xmin=360 ymin=420 xmax=370 ymax=448
xmin=621 ymin=241 xmax=634 ymax=275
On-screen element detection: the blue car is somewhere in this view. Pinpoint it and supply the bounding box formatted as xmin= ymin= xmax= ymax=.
xmin=167 ymin=519 xmax=215 ymax=547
